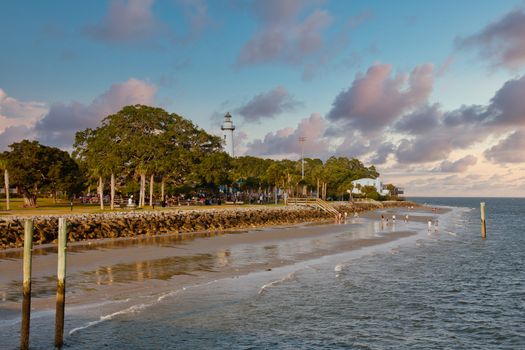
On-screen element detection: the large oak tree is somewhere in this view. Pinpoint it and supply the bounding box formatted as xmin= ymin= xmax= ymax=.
xmin=74 ymin=105 xmax=222 ymax=208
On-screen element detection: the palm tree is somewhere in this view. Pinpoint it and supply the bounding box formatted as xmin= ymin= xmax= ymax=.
xmin=0 ymin=156 xmax=10 ymax=210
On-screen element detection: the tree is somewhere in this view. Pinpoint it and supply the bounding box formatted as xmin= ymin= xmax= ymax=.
xmin=361 ymin=185 xmax=380 ymax=200
xmin=0 ymin=155 xmax=10 ymax=210
xmin=322 ymin=157 xmax=380 ymax=199
xmin=74 ymin=127 xmax=121 ymax=210
xmin=74 ymin=105 xmax=223 ymax=208
xmin=384 ymin=183 xmax=398 ymax=199
xmin=5 ymin=140 xmax=83 ymax=207
xmin=231 ymin=156 xmax=273 ymax=191
xmin=193 ymin=152 xmax=232 ymax=187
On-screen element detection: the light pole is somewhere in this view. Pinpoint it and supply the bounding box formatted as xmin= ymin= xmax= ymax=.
xmin=299 ymin=136 xmax=306 ymax=179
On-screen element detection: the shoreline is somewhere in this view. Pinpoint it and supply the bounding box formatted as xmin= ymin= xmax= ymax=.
xmin=0 ymin=204 xmax=445 ymax=322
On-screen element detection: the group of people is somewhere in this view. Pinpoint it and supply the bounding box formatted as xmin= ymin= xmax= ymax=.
xmin=334 ymin=211 xmax=360 ymax=223
xmin=380 ymin=213 xmax=409 ymax=227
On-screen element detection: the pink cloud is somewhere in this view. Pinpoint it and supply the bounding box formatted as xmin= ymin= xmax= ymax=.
xmin=236 ymin=1 xmax=332 ymax=66
xmin=327 ymin=63 xmax=434 ymax=134
xmin=35 ymin=78 xmax=157 ymax=148
xmin=245 ymin=113 xmax=329 ymax=158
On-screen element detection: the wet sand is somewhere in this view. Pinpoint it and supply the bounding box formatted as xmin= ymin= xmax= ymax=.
xmin=0 ymin=206 xmax=443 ymax=323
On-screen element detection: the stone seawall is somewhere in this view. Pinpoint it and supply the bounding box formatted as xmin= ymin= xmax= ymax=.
xmin=0 ymin=201 xmax=418 ymax=249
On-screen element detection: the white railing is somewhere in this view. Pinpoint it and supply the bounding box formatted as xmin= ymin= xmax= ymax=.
xmin=286 ymin=197 xmax=339 ymax=215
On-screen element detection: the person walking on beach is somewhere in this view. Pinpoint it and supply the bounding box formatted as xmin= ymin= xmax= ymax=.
xmin=405 ymin=214 xmax=409 ymax=222
xmin=427 ymin=220 xmax=432 ymax=231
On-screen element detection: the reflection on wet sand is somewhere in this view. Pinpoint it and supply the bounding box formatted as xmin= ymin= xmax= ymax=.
xmin=0 ymin=229 xmax=248 ymax=260
xmin=0 ymin=214 xmax=418 ymax=307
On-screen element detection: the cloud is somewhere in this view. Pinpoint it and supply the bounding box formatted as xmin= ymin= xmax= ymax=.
xmin=486 ymin=74 xmax=525 ymax=126
xmin=232 ymin=130 xmax=249 ymax=156
xmin=391 ymin=72 xmax=525 ymax=165
xmin=484 ymin=130 xmax=525 ymax=163
xmin=237 ymin=86 xmax=301 ymax=122
xmin=326 ymin=63 xmax=434 ymax=134
xmin=0 ymin=125 xmax=36 ymax=151
xmin=368 ymin=142 xmax=395 ymax=164
xmin=84 ymin=0 xmax=211 ymax=48
xmin=457 ymin=6 xmax=525 ymax=70
xmin=236 ymin=1 xmax=333 ymax=66
xmin=0 ymin=89 xmax=48 ymax=132
xmin=395 ymin=137 xmax=451 ymax=164
xmin=235 ymin=63 xmax=525 ymax=168
xmin=245 ymin=113 xmax=329 ymax=158
xmin=35 ymin=78 xmax=157 ymax=148
xmin=0 ymin=89 xmax=47 ymax=149
xmin=434 ymin=155 xmax=477 ymax=172
xmin=334 ymin=133 xmax=372 ymax=158
xmin=440 ymin=75 xmax=525 ymax=128
xmin=394 ymin=120 xmax=487 ymax=164
xmin=235 ymin=1 xmax=370 ymax=80
xmin=84 ymin=0 xmax=162 ymax=44
xmin=394 ymin=104 xmax=441 ymax=135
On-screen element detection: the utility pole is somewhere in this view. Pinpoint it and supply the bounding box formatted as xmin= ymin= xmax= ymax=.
xmin=299 ymin=137 xmax=306 ymax=179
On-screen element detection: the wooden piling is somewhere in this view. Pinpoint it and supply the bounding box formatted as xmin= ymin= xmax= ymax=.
xmin=480 ymin=202 xmax=487 ymax=239
xmin=20 ymin=219 xmax=33 ymax=350
xmin=54 ymin=218 xmax=68 ymax=348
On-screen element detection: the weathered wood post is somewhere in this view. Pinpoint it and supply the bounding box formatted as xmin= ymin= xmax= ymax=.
xmin=20 ymin=219 xmax=33 ymax=350
xmin=54 ymin=218 xmax=68 ymax=348
xmin=480 ymin=202 xmax=487 ymax=239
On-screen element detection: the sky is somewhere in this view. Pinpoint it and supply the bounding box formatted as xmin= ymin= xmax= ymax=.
xmin=1 ymin=0 xmax=525 ymax=197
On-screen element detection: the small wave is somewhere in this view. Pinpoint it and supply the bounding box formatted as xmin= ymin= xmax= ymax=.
xmin=69 ymin=303 xmax=149 ymax=336
xmin=157 ymin=288 xmax=183 ymax=302
xmin=157 ymin=279 xmax=223 ymax=302
xmin=258 ymin=272 xmax=296 ymax=295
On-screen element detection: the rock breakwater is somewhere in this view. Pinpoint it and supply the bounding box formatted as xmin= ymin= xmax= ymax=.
xmin=0 ymin=201 xmax=417 ymax=249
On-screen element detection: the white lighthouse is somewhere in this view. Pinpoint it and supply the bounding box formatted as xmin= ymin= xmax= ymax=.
xmin=221 ymin=112 xmax=235 ymax=157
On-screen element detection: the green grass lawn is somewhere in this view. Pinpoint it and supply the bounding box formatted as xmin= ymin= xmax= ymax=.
xmin=0 ymin=197 xmax=283 ymax=217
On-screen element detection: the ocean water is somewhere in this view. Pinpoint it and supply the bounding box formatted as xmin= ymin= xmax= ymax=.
xmin=3 ymin=198 xmax=525 ymax=349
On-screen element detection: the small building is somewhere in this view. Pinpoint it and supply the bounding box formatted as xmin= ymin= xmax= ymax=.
xmin=351 ymin=178 xmax=390 ymax=196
